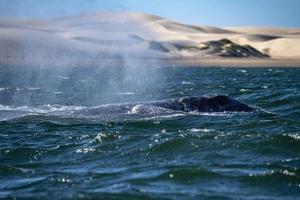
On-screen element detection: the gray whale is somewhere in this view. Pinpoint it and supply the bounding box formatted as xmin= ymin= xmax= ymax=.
xmin=152 ymin=95 xmax=254 ymax=112
xmin=74 ymin=95 xmax=254 ymax=117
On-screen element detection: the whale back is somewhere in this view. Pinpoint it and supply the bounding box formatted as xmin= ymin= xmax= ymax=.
xmin=71 ymin=95 xmax=254 ymax=118
xmin=178 ymin=95 xmax=254 ymax=112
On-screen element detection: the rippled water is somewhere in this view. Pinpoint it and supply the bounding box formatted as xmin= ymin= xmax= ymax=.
xmin=0 ymin=66 xmax=299 ymax=199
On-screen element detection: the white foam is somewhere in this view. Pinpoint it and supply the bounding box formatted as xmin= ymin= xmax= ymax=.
xmin=182 ymin=81 xmax=193 ymax=85
xmin=188 ymin=111 xmax=233 ymax=117
xmin=130 ymin=104 xmax=162 ymax=114
xmin=25 ymin=87 xmax=40 ymax=90
xmin=117 ymin=92 xmax=135 ymax=95
xmin=142 ymin=113 xmax=187 ymax=120
xmin=190 ymin=128 xmax=215 ymax=133
xmin=55 ymin=76 xmax=70 ymax=80
xmin=0 ymin=87 xmax=8 ymax=92
xmin=0 ymin=104 xmax=86 ymax=113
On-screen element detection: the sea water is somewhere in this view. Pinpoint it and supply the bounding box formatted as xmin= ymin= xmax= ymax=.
xmin=0 ymin=66 xmax=299 ymax=199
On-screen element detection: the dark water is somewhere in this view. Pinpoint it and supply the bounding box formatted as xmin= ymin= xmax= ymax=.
xmin=0 ymin=66 xmax=299 ymax=199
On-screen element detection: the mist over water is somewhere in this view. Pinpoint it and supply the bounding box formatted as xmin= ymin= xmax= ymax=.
xmin=1 ymin=64 xmax=165 ymax=107
xmin=0 ymin=12 xmax=166 ymax=108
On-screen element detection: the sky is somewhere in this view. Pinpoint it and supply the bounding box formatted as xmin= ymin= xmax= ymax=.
xmin=0 ymin=0 xmax=299 ymax=27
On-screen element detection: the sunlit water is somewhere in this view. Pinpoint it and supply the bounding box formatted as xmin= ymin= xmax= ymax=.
xmin=0 ymin=66 xmax=299 ymax=199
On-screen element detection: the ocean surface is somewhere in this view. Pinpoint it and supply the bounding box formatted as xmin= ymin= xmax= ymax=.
xmin=0 ymin=66 xmax=299 ymax=199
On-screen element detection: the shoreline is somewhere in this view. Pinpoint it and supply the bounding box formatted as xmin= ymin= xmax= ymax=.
xmin=169 ymin=58 xmax=300 ymax=67
xmin=1 ymin=58 xmax=300 ymax=68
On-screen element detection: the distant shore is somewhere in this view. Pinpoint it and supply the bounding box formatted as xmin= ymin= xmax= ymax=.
xmin=1 ymin=58 xmax=300 ymax=68
xmin=0 ymin=12 xmax=300 ymax=68
xmin=170 ymin=58 xmax=300 ymax=67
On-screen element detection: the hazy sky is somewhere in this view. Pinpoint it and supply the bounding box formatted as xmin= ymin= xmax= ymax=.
xmin=0 ymin=0 xmax=299 ymax=27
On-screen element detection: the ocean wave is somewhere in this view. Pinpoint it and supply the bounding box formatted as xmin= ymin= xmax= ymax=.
xmin=0 ymin=104 xmax=87 ymax=122
xmin=0 ymin=104 xmax=86 ymax=113
xmin=0 ymin=102 xmax=253 ymax=123
xmin=154 ymin=167 xmax=226 ymax=182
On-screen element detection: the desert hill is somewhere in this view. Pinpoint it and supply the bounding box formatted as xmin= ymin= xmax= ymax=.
xmin=0 ymin=12 xmax=299 ymax=67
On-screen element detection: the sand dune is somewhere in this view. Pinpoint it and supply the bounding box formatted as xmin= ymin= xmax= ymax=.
xmin=0 ymin=12 xmax=299 ymax=67
xmin=158 ymin=20 xmax=235 ymax=34
xmin=243 ymin=34 xmax=281 ymax=42
xmin=227 ymin=27 xmax=300 ymax=35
